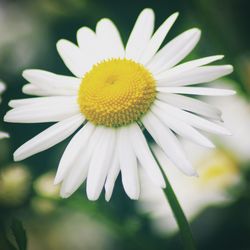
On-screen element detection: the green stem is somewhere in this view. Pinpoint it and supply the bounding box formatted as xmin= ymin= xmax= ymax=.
xmin=150 ymin=146 xmax=196 ymax=250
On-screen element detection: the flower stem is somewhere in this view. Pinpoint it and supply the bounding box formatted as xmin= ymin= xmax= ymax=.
xmin=150 ymin=147 xmax=196 ymax=250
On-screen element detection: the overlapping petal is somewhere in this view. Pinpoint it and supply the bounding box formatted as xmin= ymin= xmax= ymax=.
xmin=13 ymin=114 xmax=84 ymax=161
xmin=4 ymin=96 xmax=79 ymax=123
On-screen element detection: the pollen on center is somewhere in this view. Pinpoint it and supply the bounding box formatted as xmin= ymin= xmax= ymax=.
xmin=78 ymin=58 xmax=156 ymax=127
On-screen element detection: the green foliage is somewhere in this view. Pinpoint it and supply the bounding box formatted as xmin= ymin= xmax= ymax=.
xmin=11 ymin=219 xmax=27 ymax=250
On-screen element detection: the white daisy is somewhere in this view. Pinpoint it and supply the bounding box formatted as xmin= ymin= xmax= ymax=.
xmin=0 ymin=81 xmax=9 ymax=139
xmin=204 ymin=80 xmax=250 ymax=162
xmin=5 ymin=9 xmax=234 ymax=201
xmin=138 ymin=144 xmax=241 ymax=235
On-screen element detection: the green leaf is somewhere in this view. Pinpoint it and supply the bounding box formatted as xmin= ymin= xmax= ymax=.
xmin=0 ymin=232 xmax=17 ymax=250
xmin=11 ymin=219 xmax=27 ymax=250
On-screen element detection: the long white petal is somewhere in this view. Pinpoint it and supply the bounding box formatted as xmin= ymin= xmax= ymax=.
xmin=156 ymin=65 xmax=233 ymax=86
xmin=96 ymin=19 xmax=124 ymax=60
xmin=105 ymin=135 xmax=119 ymax=201
xmin=87 ymin=128 xmax=116 ymax=200
xmin=60 ymin=125 xmax=104 ymax=195
xmin=4 ymin=98 xmax=79 ymax=123
xmin=142 ymin=112 xmax=196 ymax=176
xmin=22 ymin=70 xmax=80 ymax=93
xmin=118 ymin=127 xmax=140 ymax=199
xmin=9 ymin=96 xmax=76 ymax=108
xmin=155 ymin=100 xmax=231 ymax=135
xmin=22 ymin=83 xmax=78 ymax=96
xmin=22 ymin=84 xmax=55 ymax=96
xmin=151 ymin=104 xmax=215 ymax=148
xmin=77 ymin=27 xmax=100 ymax=70
xmin=157 ymin=86 xmax=236 ymax=96
xmin=139 ymin=12 xmax=179 ymax=65
xmin=54 ymin=122 xmax=95 ymax=184
xmin=13 ymin=114 xmax=84 ymax=161
xmin=128 ymin=123 xmax=166 ymax=187
xmin=158 ymin=55 xmax=224 ymax=75
xmin=60 ymin=150 xmax=90 ymax=198
xmin=148 ymin=28 xmax=201 ymax=74
xmin=60 ymin=125 xmax=96 ymax=198
xmin=125 ymin=8 xmax=154 ymax=61
xmin=56 ymin=39 xmax=87 ymax=78
xmin=157 ymin=93 xmax=222 ymax=121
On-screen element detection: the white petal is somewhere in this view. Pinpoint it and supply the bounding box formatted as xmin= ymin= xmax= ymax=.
xmin=105 ymin=136 xmax=119 ymax=201
xmin=60 ymin=125 xmax=104 ymax=196
xmin=60 ymin=151 xmax=90 ymax=198
xmin=117 ymin=127 xmax=140 ymax=199
xmin=60 ymin=125 xmax=96 ymax=198
xmin=9 ymin=96 xmax=76 ymax=108
xmin=22 ymin=83 xmax=78 ymax=96
xmin=142 ymin=112 xmax=196 ymax=176
xmin=77 ymin=27 xmax=100 ymax=70
xmin=151 ymin=104 xmax=215 ymax=148
xmin=4 ymin=97 xmax=79 ymax=123
xmin=54 ymin=122 xmax=95 ymax=185
xmin=22 ymin=84 xmax=55 ymax=96
xmin=125 ymin=8 xmax=154 ymax=61
xmin=159 ymin=55 xmax=224 ymax=75
xmin=128 ymin=123 xmax=166 ymax=187
xmin=157 ymin=93 xmax=222 ymax=121
xmin=157 ymin=86 xmax=236 ymax=96
xmin=22 ymin=70 xmax=80 ymax=93
xmin=96 ymin=19 xmax=124 ymax=60
xmin=139 ymin=12 xmax=179 ymax=64
xmin=87 ymin=128 xmax=116 ymax=200
xmin=77 ymin=27 xmax=95 ymax=48
xmin=56 ymin=39 xmax=87 ymax=78
xmin=13 ymin=114 xmax=84 ymax=161
xmin=155 ymin=100 xmax=231 ymax=135
xmin=0 ymin=132 xmax=9 ymax=139
xmin=156 ymin=65 xmax=233 ymax=86
xmin=148 ymin=28 xmax=201 ymax=74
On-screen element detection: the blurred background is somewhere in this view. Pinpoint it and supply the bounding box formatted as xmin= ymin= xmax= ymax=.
xmin=0 ymin=0 xmax=250 ymax=249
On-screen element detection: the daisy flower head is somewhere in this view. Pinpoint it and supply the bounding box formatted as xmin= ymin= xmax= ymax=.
xmin=5 ymin=9 xmax=234 ymax=201
xmin=0 ymin=81 xmax=9 ymax=139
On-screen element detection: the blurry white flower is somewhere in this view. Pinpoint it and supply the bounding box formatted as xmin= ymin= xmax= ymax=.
xmin=205 ymin=80 xmax=250 ymax=162
xmin=5 ymin=9 xmax=233 ymax=201
xmin=0 ymin=164 xmax=31 ymax=206
xmin=31 ymin=197 xmax=57 ymax=214
xmin=34 ymin=172 xmax=60 ymax=199
xmin=138 ymin=144 xmax=241 ymax=235
xmin=32 ymin=172 xmax=60 ymax=214
xmin=0 ymin=81 xmax=5 ymax=93
xmin=0 ymin=81 xmax=9 ymax=139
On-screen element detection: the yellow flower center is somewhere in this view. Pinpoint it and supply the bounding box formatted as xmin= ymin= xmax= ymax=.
xmin=78 ymin=58 xmax=156 ymax=127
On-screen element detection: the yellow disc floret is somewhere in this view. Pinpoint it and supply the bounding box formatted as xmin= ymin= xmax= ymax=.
xmin=78 ymin=58 xmax=156 ymax=127
xmin=198 ymin=150 xmax=239 ymax=189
